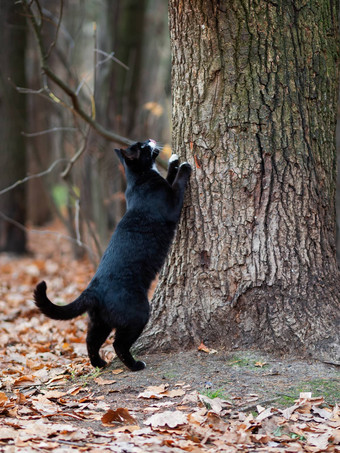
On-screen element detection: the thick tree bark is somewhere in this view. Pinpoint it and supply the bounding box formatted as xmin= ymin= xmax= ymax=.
xmin=336 ymin=87 xmax=340 ymax=263
xmin=0 ymin=2 xmax=27 ymax=253
xmin=141 ymin=0 xmax=340 ymax=363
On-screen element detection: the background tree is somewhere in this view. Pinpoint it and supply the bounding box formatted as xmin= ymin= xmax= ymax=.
xmin=0 ymin=1 xmax=27 ymax=253
xmin=84 ymin=0 xmax=171 ymax=246
xmin=20 ymin=0 xmax=171 ymax=258
xmin=141 ymin=0 xmax=340 ymax=363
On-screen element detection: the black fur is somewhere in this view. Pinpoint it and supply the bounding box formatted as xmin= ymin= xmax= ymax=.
xmin=34 ymin=140 xmax=191 ymax=371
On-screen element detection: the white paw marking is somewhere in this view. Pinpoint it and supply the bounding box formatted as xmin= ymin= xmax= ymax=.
xmin=169 ymin=154 xmax=179 ymax=163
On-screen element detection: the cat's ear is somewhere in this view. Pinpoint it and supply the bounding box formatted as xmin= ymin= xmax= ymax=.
xmin=114 ymin=148 xmax=125 ymax=164
xmin=121 ymin=147 xmax=140 ymax=161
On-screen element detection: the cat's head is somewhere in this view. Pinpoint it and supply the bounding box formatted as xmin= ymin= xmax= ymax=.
xmin=115 ymin=139 xmax=160 ymax=173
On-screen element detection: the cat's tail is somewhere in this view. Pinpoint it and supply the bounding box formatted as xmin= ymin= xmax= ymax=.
xmin=34 ymin=281 xmax=93 ymax=320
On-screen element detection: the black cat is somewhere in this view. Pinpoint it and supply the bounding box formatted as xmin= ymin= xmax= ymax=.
xmin=34 ymin=139 xmax=191 ymax=371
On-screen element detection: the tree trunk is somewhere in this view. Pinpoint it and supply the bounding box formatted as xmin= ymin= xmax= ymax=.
xmin=336 ymin=85 xmax=340 ymax=264
xmin=141 ymin=0 xmax=340 ymax=363
xmin=26 ymin=0 xmax=58 ymax=227
xmin=82 ymin=1 xmax=127 ymax=249
xmin=0 ymin=1 xmax=27 ymax=253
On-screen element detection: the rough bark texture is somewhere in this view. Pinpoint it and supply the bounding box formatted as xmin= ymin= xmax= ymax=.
xmin=140 ymin=0 xmax=340 ymax=363
xmin=336 ymin=86 xmax=340 ymax=263
xmin=0 ymin=1 xmax=27 ymax=253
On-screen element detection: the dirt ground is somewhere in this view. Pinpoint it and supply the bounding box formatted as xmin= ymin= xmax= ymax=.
xmin=103 ymin=349 xmax=340 ymax=409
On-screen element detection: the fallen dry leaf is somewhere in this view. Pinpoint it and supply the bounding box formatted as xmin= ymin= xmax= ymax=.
xmin=162 ymin=389 xmax=186 ymax=398
xmin=30 ymin=394 xmax=61 ymax=416
xmin=198 ymin=394 xmax=232 ymax=415
xmin=198 ymin=342 xmax=210 ymax=353
xmin=12 ymin=376 xmax=37 ymax=388
xmin=138 ymin=384 xmax=168 ymax=399
xmin=94 ymin=377 xmax=116 ymax=385
xmin=197 ymin=342 xmax=218 ymax=354
xmin=145 ymin=410 xmax=188 ymax=428
xmin=255 ymin=361 xmax=267 ymax=367
xmin=138 ymin=384 xmax=185 ymax=400
xmin=101 ymin=408 xmax=137 ymax=426
xmin=0 ymin=392 xmax=9 ymax=404
xmin=256 ymin=407 xmax=276 ymax=422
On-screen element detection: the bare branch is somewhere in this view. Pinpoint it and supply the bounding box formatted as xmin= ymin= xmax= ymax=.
xmin=74 ymin=199 xmax=81 ymax=247
xmin=41 ymin=6 xmax=74 ymax=48
xmin=15 ymin=86 xmax=46 ymax=96
xmin=46 ymin=0 xmax=63 ymax=59
xmin=0 ymin=159 xmax=68 ymax=196
xmin=23 ymin=0 xmax=134 ymax=148
xmin=74 ymin=50 xmax=129 ymax=97
xmin=94 ymin=49 xmax=129 ymax=71
xmin=60 ymin=126 xmax=91 ymax=179
xmin=33 ymin=0 xmax=43 ymax=28
xmin=22 ymin=127 xmax=77 ymax=137
xmin=64 ymin=181 xmax=103 ymax=259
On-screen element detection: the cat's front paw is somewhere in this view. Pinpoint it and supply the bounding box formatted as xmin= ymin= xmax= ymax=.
xmin=179 ymin=162 xmax=192 ymax=175
xmin=169 ymin=154 xmax=179 ymax=164
xmin=130 ymin=360 xmax=146 ymax=372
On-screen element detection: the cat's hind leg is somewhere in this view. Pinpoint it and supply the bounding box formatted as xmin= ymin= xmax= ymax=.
xmin=86 ymin=316 xmax=112 ymax=368
xmin=113 ymin=323 xmax=146 ymax=372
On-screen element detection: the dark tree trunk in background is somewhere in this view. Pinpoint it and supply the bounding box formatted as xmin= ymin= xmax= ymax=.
xmin=130 ymin=0 xmax=171 ymax=143
xmin=83 ymin=1 xmax=127 ymax=248
xmin=111 ymin=0 xmax=147 ymax=137
xmin=85 ymin=0 xmax=171 ymax=248
xmin=0 ymin=1 xmax=27 ymax=253
xmin=141 ymin=0 xmax=340 ymax=363
xmin=108 ymin=0 xmax=170 ymax=141
xmin=26 ymin=0 xmax=59 ymax=227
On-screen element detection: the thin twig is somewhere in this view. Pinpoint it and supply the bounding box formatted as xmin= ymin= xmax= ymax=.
xmin=22 ymin=127 xmax=77 ymax=137
xmin=15 ymin=86 xmax=46 ymax=96
xmin=23 ymin=0 xmax=133 ymax=147
xmin=46 ymin=0 xmax=63 ymax=59
xmin=0 ymin=159 xmax=68 ymax=196
xmin=60 ymin=126 xmax=91 ymax=179
xmin=64 ymin=180 xmax=103 ymax=259
xmin=74 ymin=199 xmax=81 ymax=246
xmin=94 ymin=48 xmax=129 ymax=70
xmin=33 ymin=0 xmax=43 ymax=28
xmin=41 ymin=6 xmax=74 ymax=47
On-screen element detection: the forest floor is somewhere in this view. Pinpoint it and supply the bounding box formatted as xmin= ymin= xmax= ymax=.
xmin=0 ymin=222 xmax=339 ymax=452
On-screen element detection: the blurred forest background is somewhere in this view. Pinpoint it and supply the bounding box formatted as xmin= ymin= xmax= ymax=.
xmin=0 ymin=0 xmax=339 ymax=266
xmin=0 ymin=0 xmax=171 ymax=263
